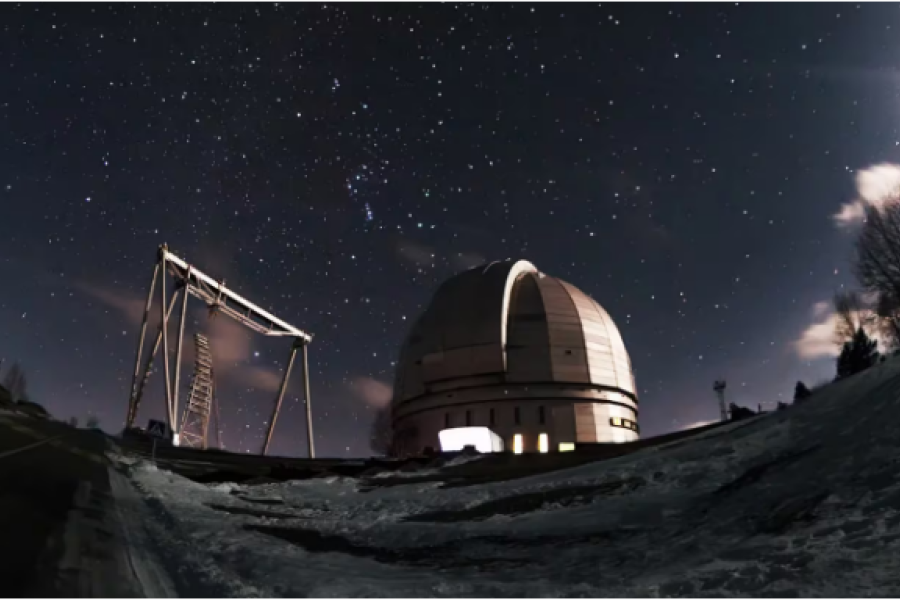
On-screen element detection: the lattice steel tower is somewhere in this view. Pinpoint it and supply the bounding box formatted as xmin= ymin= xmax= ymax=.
xmin=713 ymin=379 xmax=728 ymax=422
xmin=180 ymin=333 xmax=216 ymax=449
xmin=126 ymin=245 xmax=314 ymax=456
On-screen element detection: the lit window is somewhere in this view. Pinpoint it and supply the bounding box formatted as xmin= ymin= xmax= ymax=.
xmin=558 ymin=442 xmax=575 ymax=452
xmin=512 ymin=434 xmax=523 ymax=455
xmin=538 ymin=433 xmax=549 ymax=453
xmin=609 ymin=417 xmax=640 ymax=433
xmin=439 ymin=427 xmax=502 ymax=453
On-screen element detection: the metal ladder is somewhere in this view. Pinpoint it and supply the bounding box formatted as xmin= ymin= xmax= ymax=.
xmin=180 ymin=333 xmax=215 ymax=449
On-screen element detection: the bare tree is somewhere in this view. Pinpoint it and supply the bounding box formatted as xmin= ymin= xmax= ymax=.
xmin=854 ymin=200 xmax=900 ymax=352
xmin=369 ymin=405 xmax=394 ymax=456
xmin=833 ymin=290 xmax=872 ymax=345
xmin=874 ymin=291 xmax=900 ymax=350
xmin=1 ymin=362 xmax=27 ymax=403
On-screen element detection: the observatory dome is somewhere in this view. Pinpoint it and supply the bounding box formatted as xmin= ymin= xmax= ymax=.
xmin=391 ymin=260 xmax=639 ymax=456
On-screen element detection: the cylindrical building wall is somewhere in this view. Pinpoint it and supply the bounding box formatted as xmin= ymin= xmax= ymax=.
xmin=391 ymin=260 xmax=639 ymax=455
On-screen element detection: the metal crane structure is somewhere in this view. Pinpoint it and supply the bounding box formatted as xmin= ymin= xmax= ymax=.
xmin=713 ymin=379 xmax=728 ymax=422
xmin=125 ymin=244 xmax=316 ymax=458
xmin=179 ymin=333 xmax=218 ymax=450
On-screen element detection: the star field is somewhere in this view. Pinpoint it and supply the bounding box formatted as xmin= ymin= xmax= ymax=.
xmin=2 ymin=3 xmax=900 ymax=457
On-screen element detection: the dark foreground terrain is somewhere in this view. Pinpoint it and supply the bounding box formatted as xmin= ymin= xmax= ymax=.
xmin=0 ymin=412 xmax=143 ymax=597
xmin=0 ymin=400 xmax=735 ymax=597
xmin=6 ymin=357 xmax=899 ymax=598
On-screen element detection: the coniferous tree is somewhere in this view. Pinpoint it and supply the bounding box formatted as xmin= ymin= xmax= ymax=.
xmin=836 ymin=343 xmax=853 ymax=380
xmin=836 ymin=327 xmax=879 ymax=380
xmin=794 ymin=381 xmax=812 ymax=402
xmin=728 ymin=402 xmax=756 ymax=421
xmin=850 ymin=326 xmax=881 ymax=372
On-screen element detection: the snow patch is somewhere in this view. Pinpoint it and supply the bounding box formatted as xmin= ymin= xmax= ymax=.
xmin=123 ymin=359 xmax=900 ymax=596
xmin=370 ymin=452 xmax=484 ymax=479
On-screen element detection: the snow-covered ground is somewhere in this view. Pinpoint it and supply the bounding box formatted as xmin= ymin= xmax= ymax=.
xmin=116 ymin=358 xmax=900 ymax=597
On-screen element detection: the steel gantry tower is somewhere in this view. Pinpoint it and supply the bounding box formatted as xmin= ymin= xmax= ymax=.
xmin=125 ymin=244 xmax=316 ymax=458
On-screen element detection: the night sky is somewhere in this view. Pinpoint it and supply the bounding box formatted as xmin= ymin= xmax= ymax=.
xmin=2 ymin=3 xmax=899 ymax=457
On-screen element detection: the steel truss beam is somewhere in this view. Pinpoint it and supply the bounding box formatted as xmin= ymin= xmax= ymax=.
xmin=125 ymin=244 xmax=315 ymax=457
xmin=164 ymin=252 xmax=311 ymax=341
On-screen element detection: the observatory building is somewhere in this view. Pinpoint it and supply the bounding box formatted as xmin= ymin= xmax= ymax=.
xmin=391 ymin=260 xmax=639 ymax=456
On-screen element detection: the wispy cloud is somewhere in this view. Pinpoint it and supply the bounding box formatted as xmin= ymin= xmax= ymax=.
xmin=794 ymin=306 xmax=841 ymax=360
xmin=793 ymin=299 xmax=886 ymax=359
xmin=242 ymin=366 xmax=284 ymax=392
xmin=203 ymin=311 xmax=284 ymax=392
xmin=811 ymin=300 xmax=831 ymax=318
xmin=395 ymin=238 xmax=486 ymax=272
xmin=833 ymin=163 xmax=900 ymax=227
xmin=78 ymin=280 xmax=285 ymax=393
xmin=396 ymin=240 xmax=436 ymax=268
xmin=450 ymin=251 xmax=486 ymax=270
xmin=204 ymin=312 xmax=253 ymax=365
xmin=76 ymin=281 xmax=146 ymax=325
xmin=348 ymin=376 xmax=392 ymax=408
xmin=809 ymin=65 xmax=900 ymax=87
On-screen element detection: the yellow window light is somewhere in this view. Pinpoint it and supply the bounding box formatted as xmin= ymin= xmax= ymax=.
xmin=513 ymin=434 xmax=524 ymax=455
xmin=538 ymin=433 xmax=549 ymax=454
xmin=558 ymin=442 xmax=575 ymax=452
